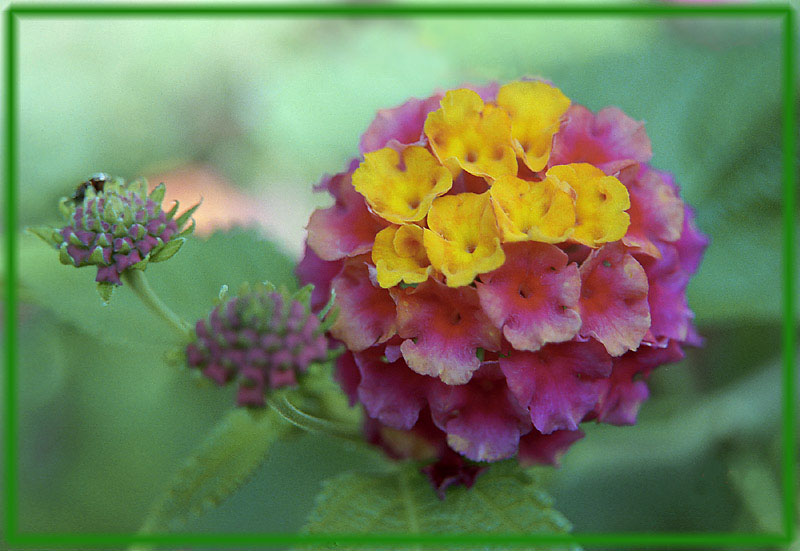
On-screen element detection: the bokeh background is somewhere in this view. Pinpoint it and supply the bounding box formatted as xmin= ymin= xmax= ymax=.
xmin=4 ymin=1 xmax=797 ymax=548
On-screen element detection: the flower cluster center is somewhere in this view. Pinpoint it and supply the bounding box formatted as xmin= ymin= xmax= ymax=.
xmin=351 ymin=82 xmax=632 ymax=289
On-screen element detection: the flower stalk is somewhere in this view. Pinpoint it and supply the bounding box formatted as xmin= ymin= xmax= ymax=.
xmin=121 ymin=269 xmax=192 ymax=339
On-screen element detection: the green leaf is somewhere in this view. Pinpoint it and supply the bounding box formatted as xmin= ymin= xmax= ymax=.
xmin=298 ymin=462 xmax=577 ymax=551
xmin=148 ymin=182 xmax=166 ymax=205
xmin=175 ymin=200 xmax=202 ymax=228
xmin=25 ymin=225 xmax=61 ymax=247
xmin=88 ymin=246 xmax=106 ymax=264
xmin=96 ymin=282 xmax=114 ymax=303
xmin=149 ymin=237 xmax=184 ymax=263
xmin=164 ymin=200 xmax=180 ymax=220
xmin=18 ymin=228 xmax=297 ymax=348
xmin=176 ymin=218 xmax=195 ymax=239
xmin=726 ymin=446 xmax=782 ymax=534
xmin=139 ymin=406 xmax=291 ymax=534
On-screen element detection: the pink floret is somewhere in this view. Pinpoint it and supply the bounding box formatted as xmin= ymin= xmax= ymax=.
xmin=550 ymin=105 xmax=652 ymax=171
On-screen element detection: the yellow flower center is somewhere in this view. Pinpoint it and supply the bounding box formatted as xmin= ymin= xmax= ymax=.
xmin=352 ymin=145 xmax=452 ymax=225
xmin=423 ymin=192 xmax=506 ymax=288
xmin=349 ymin=82 xmax=632 ymax=289
xmin=424 ymin=89 xmax=517 ymax=180
xmin=546 ymin=163 xmax=631 ymax=247
xmin=372 ymin=224 xmax=432 ymax=288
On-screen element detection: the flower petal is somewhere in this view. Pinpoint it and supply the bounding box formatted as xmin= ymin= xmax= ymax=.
xmin=421 ymin=449 xmax=487 ymax=500
xmin=476 ymin=242 xmax=581 ymax=351
xmin=675 ymin=203 xmax=709 ymax=276
xmin=372 ymin=224 xmax=432 ymax=288
xmin=329 ymin=259 xmax=397 ymax=351
xmin=618 ymin=165 xmax=684 ymax=258
xmin=428 ymin=362 xmax=531 ymax=462
xmin=296 ymin=244 xmax=343 ymax=312
xmin=578 ymin=242 xmax=651 ymax=356
xmin=496 ymin=80 xmax=571 ymax=172
xmin=424 ymin=89 xmax=517 ymax=180
xmin=359 ymin=94 xmax=444 ymax=154
xmin=597 ymin=342 xmax=684 ymax=425
xmin=354 ymin=346 xmax=429 ymax=430
xmin=517 ymin=428 xmax=585 ymax=467
xmin=499 ymin=341 xmax=612 ymax=434
xmin=352 ymin=146 xmax=453 ymax=224
xmin=549 ymin=105 xmax=652 ymax=170
xmin=639 ymin=242 xmax=694 ymax=344
xmin=392 ymin=279 xmax=501 ymax=384
xmin=423 ymin=192 xmax=505 ymax=287
xmin=547 ymin=163 xmax=630 ymax=248
xmin=334 ymin=349 xmax=361 ymax=406
xmin=489 ymin=174 xmax=576 ymax=244
xmin=307 ymin=170 xmax=387 ymax=261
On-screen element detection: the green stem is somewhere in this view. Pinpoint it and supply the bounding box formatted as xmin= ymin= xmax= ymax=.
xmin=267 ymin=393 xmax=363 ymax=444
xmin=121 ymin=269 xmax=192 ymax=339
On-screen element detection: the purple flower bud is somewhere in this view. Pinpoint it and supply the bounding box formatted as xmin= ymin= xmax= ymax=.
xmin=186 ymin=343 xmax=204 ymax=366
xmin=185 ymin=283 xmax=334 ymax=408
xmin=36 ymin=175 xmax=198 ymax=294
xmin=203 ymin=363 xmax=231 ymax=385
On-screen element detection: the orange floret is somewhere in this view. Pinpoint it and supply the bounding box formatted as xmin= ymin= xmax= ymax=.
xmin=424 ymin=89 xmax=517 ymax=180
xmin=547 ymin=163 xmax=630 ymax=247
xmin=352 ymin=145 xmax=452 ymax=225
xmin=423 ymin=192 xmax=506 ymax=287
xmin=372 ymin=224 xmax=432 ymax=288
xmin=489 ymin=174 xmax=576 ymax=243
xmin=496 ymin=81 xmax=571 ymax=172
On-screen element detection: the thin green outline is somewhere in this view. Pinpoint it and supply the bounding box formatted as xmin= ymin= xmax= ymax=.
xmin=3 ymin=3 xmax=796 ymax=549
xmin=4 ymin=6 xmax=19 ymax=548
xmin=2 ymin=3 xmax=793 ymax=16
xmin=781 ymin=5 xmax=797 ymax=545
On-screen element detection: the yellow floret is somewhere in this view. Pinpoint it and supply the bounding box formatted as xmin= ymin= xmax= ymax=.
xmin=423 ymin=192 xmax=506 ymax=287
xmin=496 ymin=81 xmax=571 ymax=172
xmin=424 ymin=89 xmax=517 ymax=181
xmin=352 ymin=146 xmax=452 ymax=225
xmin=547 ymin=163 xmax=630 ymax=247
xmin=489 ymin=174 xmax=576 ymax=243
xmin=372 ymin=224 xmax=432 ymax=288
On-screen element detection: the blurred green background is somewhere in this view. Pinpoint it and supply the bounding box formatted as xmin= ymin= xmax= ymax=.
xmin=4 ymin=2 xmax=797 ymax=548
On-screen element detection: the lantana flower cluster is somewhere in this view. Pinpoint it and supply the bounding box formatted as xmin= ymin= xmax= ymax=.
xmin=298 ymin=80 xmax=707 ymax=484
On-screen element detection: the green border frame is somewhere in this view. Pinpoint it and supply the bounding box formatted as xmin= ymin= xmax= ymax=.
xmin=3 ymin=3 xmax=796 ymax=548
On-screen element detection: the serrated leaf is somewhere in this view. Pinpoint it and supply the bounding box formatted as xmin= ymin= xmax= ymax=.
xmin=297 ymin=462 xmax=578 ymax=551
xmin=19 ymin=229 xmax=297 ymax=348
xmin=149 ymin=238 xmax=185 ymax=263
xmin=139 ymin=407 xmax=291 ymax=534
